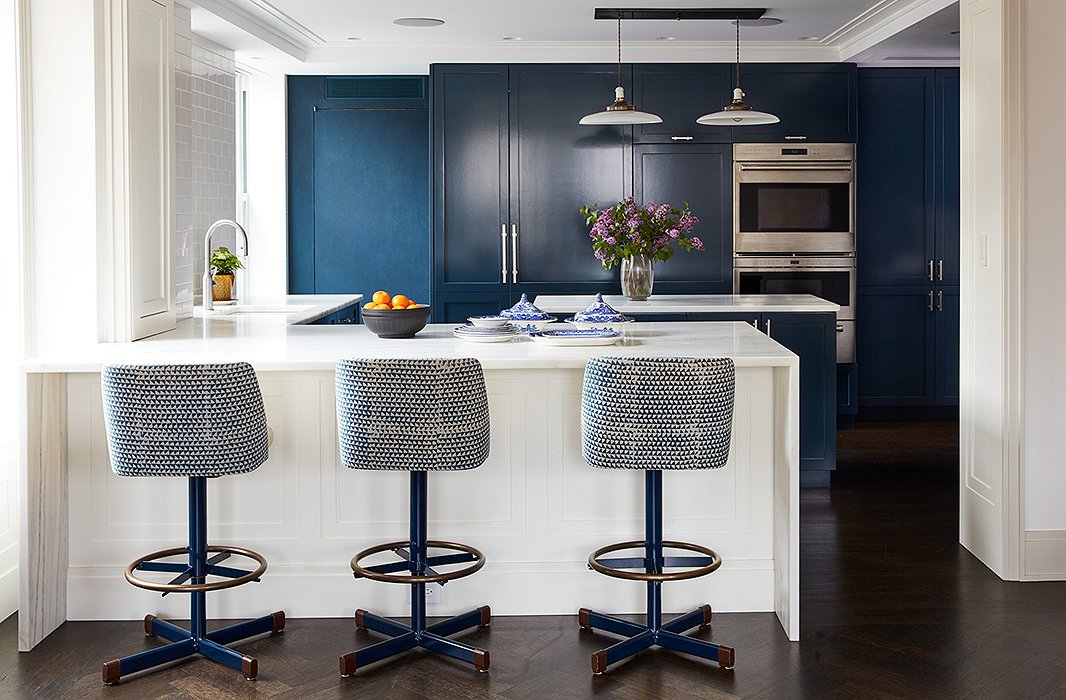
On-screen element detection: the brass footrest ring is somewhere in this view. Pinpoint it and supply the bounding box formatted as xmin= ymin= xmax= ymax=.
xmin=125 ymin=545 xmax=268 ymax=593
xmin=588 ymin=540 xmax=721 ymax=582
xmin=351 ymin=540 xmax=485 ymax=584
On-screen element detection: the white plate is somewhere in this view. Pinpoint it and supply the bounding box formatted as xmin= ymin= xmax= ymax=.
xmin=467 ymin=315 xmax=511 ymax=329
xmin=453 ymin=330 xmax=517 ymax=343
xmin=529 ymin=329 xmax=623 ymax=347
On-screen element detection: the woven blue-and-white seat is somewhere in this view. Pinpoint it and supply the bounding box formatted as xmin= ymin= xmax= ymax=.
xmin=577 ymin=356 xmax=737 ymax=674
xmin=335 ymin=357 xmax=489 ymax=472
xmin=334 ymin=357 xmax=493 ymax=676
xmin=99 ymin=363 xmax=284 ymax=685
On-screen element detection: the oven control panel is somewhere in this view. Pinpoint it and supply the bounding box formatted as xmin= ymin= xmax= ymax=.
xmin=734 ymin=142 xmax=854 ymax=162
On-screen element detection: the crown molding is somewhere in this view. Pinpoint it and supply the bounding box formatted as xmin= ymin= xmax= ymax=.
xmin=183 ymin=0 xmax=307 ymax=60
xmin=828 ymin=0 xmax=958 ymax=61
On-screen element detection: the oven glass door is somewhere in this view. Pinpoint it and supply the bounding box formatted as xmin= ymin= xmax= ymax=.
xmin=735 ymin=268 xmax=853 ymax=316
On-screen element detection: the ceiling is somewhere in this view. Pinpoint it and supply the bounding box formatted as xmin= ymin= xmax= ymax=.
xmin=849 ymin=3 xmax=959 ymax=65
xmin=188 ymin=0 xmax=959 ymax=73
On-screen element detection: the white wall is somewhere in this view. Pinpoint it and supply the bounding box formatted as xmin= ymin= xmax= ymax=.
xmin=242 ymin=69 xmax=287 ymax=298
xmin=1021 ymin=1 xmax=1066 ymax=534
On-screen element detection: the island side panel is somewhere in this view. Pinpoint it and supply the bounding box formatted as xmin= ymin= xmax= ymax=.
xmin=773 ymin=360 xmax=801 ymax=641
xmin=19 ymin=372 xmax=68 ymax=651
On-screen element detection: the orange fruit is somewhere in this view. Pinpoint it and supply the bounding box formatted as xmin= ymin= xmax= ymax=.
xmin=372 ymin=290 xmax=391 ymax=305
xmin=407 ymin=303 xmax=420 ymax=309
xmin=392 ymin=295 xmax=410 ymax=308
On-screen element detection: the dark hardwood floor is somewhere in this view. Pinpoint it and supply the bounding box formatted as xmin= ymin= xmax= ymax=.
xmin=3 ymin=421 xmax=1065 ymax=699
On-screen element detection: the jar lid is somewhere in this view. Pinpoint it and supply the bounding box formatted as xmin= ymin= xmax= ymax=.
xmin=573 ymin=293 xmax=626 ymax=322
xmin=500 ymin=293 xmax=552 ymax=321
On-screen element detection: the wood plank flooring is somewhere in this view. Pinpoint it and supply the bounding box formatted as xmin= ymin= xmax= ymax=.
xmin=3 ymin=421 xmax=1065 ymax=699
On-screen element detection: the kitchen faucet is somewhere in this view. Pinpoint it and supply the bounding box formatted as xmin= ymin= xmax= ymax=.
xmin=202 ymin=219 xmax=249 ymax=312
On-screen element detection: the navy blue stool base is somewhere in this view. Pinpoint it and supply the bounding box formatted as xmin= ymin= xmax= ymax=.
xmin=101 ymin=477 xmax=285 ymax=685
xmin=579 ymin=471 xmax=735 ymax=674
xmin=340 ymin=471 xmax=491 ymax=676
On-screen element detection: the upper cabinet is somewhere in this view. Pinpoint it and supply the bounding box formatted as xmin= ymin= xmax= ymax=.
xmin=632 ymin=64 xmax=731 ymax=144
xmin=729 ymin=64 xmax=858 ymax=144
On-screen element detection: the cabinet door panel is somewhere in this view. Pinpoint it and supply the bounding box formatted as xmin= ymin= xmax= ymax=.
xmin=857 ymin=288 xmax=935 ymax=406
xmin=765 ymin=313 xmax=836 ymax=471
xmin=857 ymin=70 xmax=935 ymax=286
xmin=433 ymin=292 xmax=513 ymax=325
xmin=633 ymin=64 xmax=731 ymax=143
xmin=935 ymin=69 xmax=960 ymax=286
xmin=509 ymin=65 xmax=626 ymax=288
xmin=433 ymin=66 xmax=509 ymax=289
xmin=312 ymin=108 xmax=429 ymax=302
xmin=935 ymin=287 xmax=959 ymax=405
xmin=634 ymin=145 xmax=732 ymax=291
xmin=730 ymin=64 xmax=858 ymax=143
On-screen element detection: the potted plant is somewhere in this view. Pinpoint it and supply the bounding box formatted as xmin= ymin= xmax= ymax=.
xmin=210 ymin=246 xmax=244 ymax=302
xmin=580 ymin=196 xmax=703 ymax=300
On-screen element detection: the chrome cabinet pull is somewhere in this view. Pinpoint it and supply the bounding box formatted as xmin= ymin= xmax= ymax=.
xmin=928 ymin=290 xmax=934 ymax=311
xmin=671 ymin=136 xmax=694 ymax=141
xmin=784 ymin=135 xmax=807 ymax=141
xmin=938 ymin=259 xmax=943 ymax=281
xmin=836 ymin=324 xmax=845 ymax=333
xmin=511 ymin=224 xmax=519 ymax=283
xmin=765 ymin=318 xmax=772 ymax=336
xmin=501 ymin=225 xmax=508 ymax=283
xmin=928 ymin=259 xmax=934 ymax=281
xmin=937 ymin=290 xmax=943 ymax=312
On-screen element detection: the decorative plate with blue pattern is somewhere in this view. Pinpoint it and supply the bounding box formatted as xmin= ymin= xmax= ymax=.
xmin=529 ymin=328 xmax=624 ymax=347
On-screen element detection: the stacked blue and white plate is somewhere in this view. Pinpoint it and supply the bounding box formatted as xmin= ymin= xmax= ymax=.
xmin=453 ymin=322 xmax=521 ymax=343
xmin=564 ymin=293 xmax=634 ymax=331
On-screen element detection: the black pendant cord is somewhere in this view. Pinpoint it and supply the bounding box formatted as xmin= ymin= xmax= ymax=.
xmin=616 ymin=18 xmax=622 ymax=89
xmin=735 ymin=17 xmax=741 ymax=90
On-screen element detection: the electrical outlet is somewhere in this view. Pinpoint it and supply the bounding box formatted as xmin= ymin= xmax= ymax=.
xmin=406 ymin=583 xmax=444 ymax=604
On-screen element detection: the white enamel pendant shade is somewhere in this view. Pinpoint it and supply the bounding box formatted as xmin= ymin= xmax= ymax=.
xmin=697 ymin=88 xmax=780 ymax=125
xmin=580 ymin=87 xmax=663 ymax=125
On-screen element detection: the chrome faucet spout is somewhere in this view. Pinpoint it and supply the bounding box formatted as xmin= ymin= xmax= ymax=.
xmin=202 ymin=219 xmax=249 ymax=312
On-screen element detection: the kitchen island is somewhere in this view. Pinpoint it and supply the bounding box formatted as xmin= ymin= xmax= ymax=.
xmin=19 ymin=319 xmax=799 ymax=651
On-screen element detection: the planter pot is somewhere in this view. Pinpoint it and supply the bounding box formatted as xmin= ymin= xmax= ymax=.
xmin=212 ymin=273 xmax=234 ymax=302
xmin=620 ymin=255 xmax=654 ymax=301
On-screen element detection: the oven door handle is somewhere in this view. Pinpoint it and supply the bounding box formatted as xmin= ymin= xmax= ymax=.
xmin=737 ymin=163 xmax=853 ymax=172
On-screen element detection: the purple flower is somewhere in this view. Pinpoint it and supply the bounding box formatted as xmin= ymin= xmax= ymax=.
xmin=691 ymin=237 xmax=704 ymax=251
xmin=605 ymin=236 xmax=616 ymax=245
xmin=594 ymin=249 xmax=607 ymax=260
xmin=667 ymin=228 xmax=679 ymax=239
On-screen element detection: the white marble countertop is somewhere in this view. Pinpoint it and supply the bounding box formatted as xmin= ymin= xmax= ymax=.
xmin=192 ymin=294 xmax=363 ymax=325
xmin=533 ymin=294 xmax=839 ymax=314
xmin=23 ymin=321 xmax=797 ymax=373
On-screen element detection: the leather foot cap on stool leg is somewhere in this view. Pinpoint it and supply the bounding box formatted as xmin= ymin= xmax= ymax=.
xmin=474 ymin=649 xmax=490 ymax=672
xmin=591 ymin=650 xmax=607 ymax=675
xmin=242 ymin=656 xmax=258 ymax=681
xmin=701 ymin=604 xmax=713 ymax=628
xmin=102 ymin=660 xmax=121 ymax=685
xmin=578 ymin=608 xmax=591 ymax=630
xmin=478 ymin=606 xmax=492 ymax=628
xmin=340 ymin=652 xmax=357 ymax=677
xmin=144 ymin=614 xmax=156 ymax=637
xmin=354 ymin=610 xmax=367 ymax=631
xmin=718 ymin=645 xmax=735 ymax=669
xmin=272 ymin=611 xmax=286 ymax=633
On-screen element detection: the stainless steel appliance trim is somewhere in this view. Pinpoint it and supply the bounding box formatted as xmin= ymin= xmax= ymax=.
xmin=835 ymin=321 xmax=855 ymax=363
xmin=738 ymin=163 xmax=853 ymax=172
xmin=733 ymin=142 xmax=854 ymax=162
xmin=732 ymin=256 xmax=857 ymax=322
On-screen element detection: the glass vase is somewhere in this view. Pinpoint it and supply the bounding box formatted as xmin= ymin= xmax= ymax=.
xmin=620 ymin=255 xmax=654 ymax=301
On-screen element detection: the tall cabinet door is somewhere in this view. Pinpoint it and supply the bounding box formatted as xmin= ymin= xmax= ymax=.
xmin=935 ymin=69 xmax=960 ymax=287
xmin=633 ymin=144 xmax=732 ymax=292
xmin=857 ymin=70 xmax=935 ymax=287
xmin=857 ymin=288 xmax=936 ymax=406
xmin=432 ymin=65 xmax=510 ymax=293
xmin=507 ymin=65 xmax=626 ymax=294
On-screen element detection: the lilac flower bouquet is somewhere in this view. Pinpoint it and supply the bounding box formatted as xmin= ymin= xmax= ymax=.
xmin=579 ymin=196 xmax=703 ymax=270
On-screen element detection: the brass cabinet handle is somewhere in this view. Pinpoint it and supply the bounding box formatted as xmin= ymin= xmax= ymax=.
xmin=511 ymin=224 xmax=519 ymax=283
xmin=928 ymin=259 xmax=934 ymax=281
xmin=938 ymin=259 xmax=943 ymax=281
xmin=501 ymin=225 xmax=508 ymax=283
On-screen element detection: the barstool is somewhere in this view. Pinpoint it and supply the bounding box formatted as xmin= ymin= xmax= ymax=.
xmin=335 ymin=358 xmax=492 ymax=676
xmin=99 ymin=363 xmax=285 ymax=684
xmin=577 ymin=356 xmax=737 ymax=674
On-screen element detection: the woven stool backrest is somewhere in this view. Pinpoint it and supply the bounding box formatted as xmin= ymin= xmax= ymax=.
xmin=335 ymin=358 xmax=490 ymax=471
xmin=101 ymin=363 xmax=269 ymax=477
xmin=581 ymin=357 xmax=735 ymax=470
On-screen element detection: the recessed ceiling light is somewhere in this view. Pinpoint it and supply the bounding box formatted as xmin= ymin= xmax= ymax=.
xmin=247 ymin=56 xmax=265 ymax=60
xmin=346 ymin=36 xmax=362 ymax=41
xmin=502 ymin=36 xmax=522 ymax=41
xmin=732 ymin=18 xmax=783 ymax=27
xmin=797 ymin=36 xmax=821 ymax=41
xmin=393 ymin=17 xmax=445 ymax=27
xmin=656 ymin=36 xmax=677 ymax=41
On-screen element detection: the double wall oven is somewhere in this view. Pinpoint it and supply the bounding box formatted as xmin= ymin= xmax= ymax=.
xmin=732 ymin=143 xmax=857 ymax=362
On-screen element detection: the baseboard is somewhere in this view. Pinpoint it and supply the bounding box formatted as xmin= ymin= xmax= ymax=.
xmin=857 ymin=406 xmax=959 ymax=421
xmin=1024 ymin=531 xmax=1066 ymax=580
xmin=66 ymin=560 xmax=776 ymax=621
xmin=0 ymin=564 xmax=17 ymax=623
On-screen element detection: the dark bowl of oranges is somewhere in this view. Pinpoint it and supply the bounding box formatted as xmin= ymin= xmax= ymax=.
xmin=362 ymin=291 xmax=430 ymax=338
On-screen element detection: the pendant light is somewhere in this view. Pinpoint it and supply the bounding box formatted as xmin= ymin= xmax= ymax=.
xmin=580 ymin=19 xmax=662 ymax=125
xmin=696 ymin=18 xmax=779 ymax=126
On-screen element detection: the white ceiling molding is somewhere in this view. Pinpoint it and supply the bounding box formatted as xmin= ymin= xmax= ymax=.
xmin=184 ymin=0 xmax=308 ymax=60
xmin=828 ymin=0 xmax=958 ymax=61
xmin=302 ymin=40 xmax=841 ymax=68
xmin=239 ymin=0 xmax=324 ymax=45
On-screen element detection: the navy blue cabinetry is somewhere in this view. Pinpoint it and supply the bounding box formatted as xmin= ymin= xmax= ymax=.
xmin=856 ymin=68 xmax=959 ymax=410
xmin=633 ymin=144 xmax=732 ymax=292
xmin=632 ymin=64 xmax=730 ymax=143
xmin=729 ymin=64 xmax=858 ymax=143
xmin=287 ymin=76 xmax=429 ymax=302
